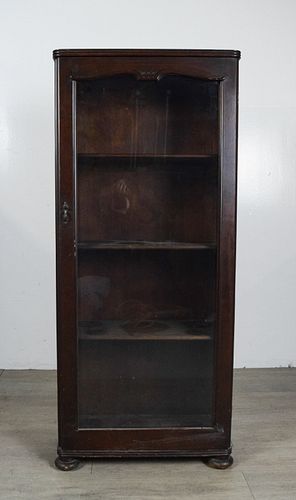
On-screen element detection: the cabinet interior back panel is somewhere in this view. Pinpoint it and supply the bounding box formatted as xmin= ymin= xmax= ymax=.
xmin=76 ymin=76 xmax=219 ymax=155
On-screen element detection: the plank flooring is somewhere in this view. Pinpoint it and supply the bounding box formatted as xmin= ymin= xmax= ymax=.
xmin=0 ymin=368 xmax=295 ymax=499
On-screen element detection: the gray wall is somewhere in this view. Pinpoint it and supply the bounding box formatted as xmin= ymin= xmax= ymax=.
xmin=1 ymin=0 xmax=295 ymax=368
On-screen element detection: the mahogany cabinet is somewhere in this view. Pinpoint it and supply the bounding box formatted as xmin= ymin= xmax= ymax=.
xmin=53 ymin=49 xmax=240 ymax=470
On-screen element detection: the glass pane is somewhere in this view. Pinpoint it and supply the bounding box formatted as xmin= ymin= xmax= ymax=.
xmin=75 ymin=75 xmax=219 ymax=428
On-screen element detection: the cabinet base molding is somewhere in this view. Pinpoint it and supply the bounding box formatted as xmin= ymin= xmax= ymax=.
xmin=55 ymin=448 xmax=233 ymax=471
xmin=54 ymin=454 xmax=233 ymax=471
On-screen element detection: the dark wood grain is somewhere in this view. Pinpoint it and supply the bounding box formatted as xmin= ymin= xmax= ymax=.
xmin=54 ymin=49 xmax=239 ymax=467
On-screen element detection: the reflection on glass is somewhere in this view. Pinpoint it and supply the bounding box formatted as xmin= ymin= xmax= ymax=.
xmin=75 ymin=75 xmax=219 ymax=428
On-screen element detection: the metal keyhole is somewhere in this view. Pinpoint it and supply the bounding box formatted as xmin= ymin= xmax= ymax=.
xmin=62 ymin=202 xmax=70 ymax=224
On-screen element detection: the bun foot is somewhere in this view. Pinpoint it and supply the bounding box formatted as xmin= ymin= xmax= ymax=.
xmin=55 ymin=456 xmax=82 ymax=471
xmin=204 ymin=455 xmax=233 ymax=469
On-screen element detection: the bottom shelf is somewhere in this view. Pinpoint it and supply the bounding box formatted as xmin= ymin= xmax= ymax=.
xmin=79 ymin=319 xmax=213 ymax=341
xmin=79 ymin=413 xmax=213 ymax=429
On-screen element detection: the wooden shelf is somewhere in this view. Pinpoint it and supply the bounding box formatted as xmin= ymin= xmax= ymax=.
xmin=78 ymin=153 xmax=217 ymax=161
xmin=77 ymin=153 xmax=218 ymax=166
xmin=79 ymin=320 xmax=213 ymax=341
xmin=79 ymin=413 xmax=213 ymax=429
xmin=78 ymin=241 xmax=216 ymax=250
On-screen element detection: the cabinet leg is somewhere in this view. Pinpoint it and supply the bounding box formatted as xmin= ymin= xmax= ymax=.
xmin=55 ymin=455 xmax=82 ymax=471
xmin=204 ymin=454 xmax=233 ymax=469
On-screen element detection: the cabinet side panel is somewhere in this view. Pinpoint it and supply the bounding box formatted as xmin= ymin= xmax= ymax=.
xmin=214 ymin=59 xmax=239 ymax=442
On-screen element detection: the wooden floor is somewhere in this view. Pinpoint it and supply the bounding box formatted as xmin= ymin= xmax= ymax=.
xmin=1 ymin=368 xmax=296 ymax=499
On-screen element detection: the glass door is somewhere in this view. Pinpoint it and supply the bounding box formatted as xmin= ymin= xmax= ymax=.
xmin=74 ymin=75 xmax=219 ymax=428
